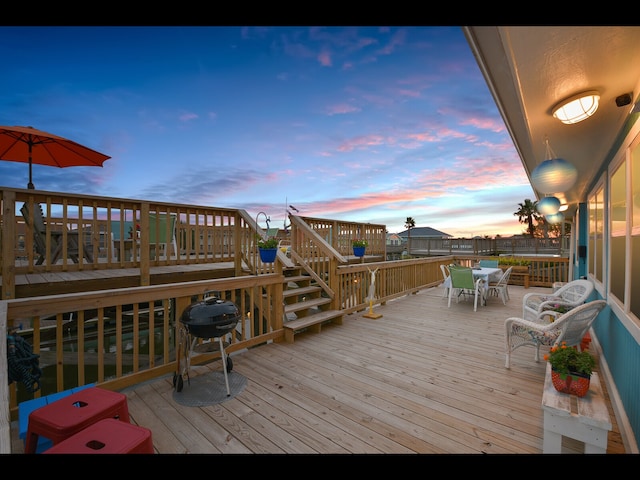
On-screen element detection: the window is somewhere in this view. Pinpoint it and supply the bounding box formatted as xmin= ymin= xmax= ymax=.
xmin=588 ymin=186 xmax=604 ymax=284
xmin=631 ymin=136 xmax=640 ymax=319
xmin=601 ymin=130 xmax=640 ymax=321
xmin=610 ymin=158 xmax=626 ymax=303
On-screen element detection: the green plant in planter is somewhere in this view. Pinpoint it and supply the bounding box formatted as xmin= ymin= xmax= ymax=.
xmin=352 ymin=239 xmax=368 ymax=248
xmin=257 ymin=236 xmax=279 ymax=249
xmin=547 ymin=303 xmax=573 ymax=314
xmin=544 ymin=341 xmax=595 ymax=376
xmin=498 ymin=256 xmax=531 ymax=266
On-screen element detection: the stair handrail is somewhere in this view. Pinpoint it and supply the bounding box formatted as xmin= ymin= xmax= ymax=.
xmin=287 ymin=214 xmax=347 ymax=304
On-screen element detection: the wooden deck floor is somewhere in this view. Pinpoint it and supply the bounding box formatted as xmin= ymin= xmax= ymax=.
xmin=10 ymin=284 xmax=627 ymax=454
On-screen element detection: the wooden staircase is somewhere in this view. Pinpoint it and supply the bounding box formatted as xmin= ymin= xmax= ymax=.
xmin=281 ymin=267 xmax=343 ymax=342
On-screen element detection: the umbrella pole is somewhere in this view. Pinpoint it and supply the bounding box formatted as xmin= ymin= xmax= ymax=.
xmin=28 ymin=142 xmax=34 ymax=189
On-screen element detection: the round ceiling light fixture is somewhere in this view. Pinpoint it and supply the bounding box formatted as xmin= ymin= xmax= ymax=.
xmin=552 ymin=91 xmax=600 ymax=125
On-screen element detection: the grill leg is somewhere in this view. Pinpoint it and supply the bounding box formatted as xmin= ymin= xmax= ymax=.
xmin=219 ymin=336 xmax=231 ymax=396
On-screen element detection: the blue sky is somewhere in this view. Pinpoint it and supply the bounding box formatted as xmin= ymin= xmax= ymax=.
xmin=0 ymin=26 xmax=535 ymax=237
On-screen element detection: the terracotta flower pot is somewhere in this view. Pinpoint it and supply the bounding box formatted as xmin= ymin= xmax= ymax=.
xmin=551 ymin=368 xmax=591 ymax=397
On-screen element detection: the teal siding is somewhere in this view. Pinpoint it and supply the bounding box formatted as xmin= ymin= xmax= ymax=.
xmin=592 ymin=296 xmax=640 ymax=449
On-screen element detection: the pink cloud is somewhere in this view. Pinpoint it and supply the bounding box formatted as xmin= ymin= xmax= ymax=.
xmin=317 ymin=49 xmax=332 ymax=67
xmin=179 ymin=112 xmax=198 ymax=122
xmin=337 ymin=134 xmax=386 ymax=152
xmin=326 ymin=103 xmax=361 ymax=116
xmin=375 ymin=28 xmax=407 ymax=56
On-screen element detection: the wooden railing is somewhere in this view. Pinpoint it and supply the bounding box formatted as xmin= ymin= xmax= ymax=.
xmin=407 ymin=236 xmax=570 ymax=257
xmin=300 ymin=215 xmax=387 ymax=258
xmin=333 ymin=255 xmax=569 ymax=314
xmin=2 ymin=188 xmax=254 ymax=297
xmin=465 ymin=256 xmax=570 ymax=288
xmin=336 ymin=257 xmax=449 ymax=313
xmin=2 ymin=274 xmax=285 ymax=419
xmin=1 ymin=187 xmax=388 ymax=299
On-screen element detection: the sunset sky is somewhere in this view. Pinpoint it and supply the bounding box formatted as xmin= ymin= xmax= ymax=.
xmin=0 ymin=26 xmax=535 ymax=237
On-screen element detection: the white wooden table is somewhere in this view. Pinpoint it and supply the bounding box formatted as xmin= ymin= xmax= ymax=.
xmin=541 ymin=363 xmax=612 ymax=453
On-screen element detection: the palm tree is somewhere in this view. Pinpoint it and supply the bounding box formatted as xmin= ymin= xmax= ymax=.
xmin=404 ymin=217 xmax=415 ymax=252
xmin=514 ymin=199 xmax=540 ymax=238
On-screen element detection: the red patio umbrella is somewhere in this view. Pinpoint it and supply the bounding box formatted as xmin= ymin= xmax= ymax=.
xmin=0 ymin=125 xmax=111 ymax=189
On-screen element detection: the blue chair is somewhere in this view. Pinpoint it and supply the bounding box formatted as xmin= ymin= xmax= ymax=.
xmin=479 ymin=259 xmax=501 ymax=282
xmin=479 ymin=259 xmax=499 ymax=268
xmin=110 ymin=220 xmax=135 ymax=241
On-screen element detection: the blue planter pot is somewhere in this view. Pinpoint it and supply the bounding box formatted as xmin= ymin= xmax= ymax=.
xmin=259 ymin=248 xmax=278 ymax=263
xmin=353 ymin=246 xmax=366 ymax=257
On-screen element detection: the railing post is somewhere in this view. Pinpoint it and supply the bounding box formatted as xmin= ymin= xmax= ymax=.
xmin=2 ymin=190 xmax=17 ymax=300
xmin=139 ymin=203 xmax=150 ymax=286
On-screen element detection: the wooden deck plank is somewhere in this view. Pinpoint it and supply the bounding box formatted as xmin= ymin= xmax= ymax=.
xmin=9 ymin=284 xmax=627 ymax=454
xmin=282 ymin=332 xmax=542 ymax=452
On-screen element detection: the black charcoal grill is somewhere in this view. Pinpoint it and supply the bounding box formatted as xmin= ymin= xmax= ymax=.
xmin=173 ymin=297 xmax=240 ymax=395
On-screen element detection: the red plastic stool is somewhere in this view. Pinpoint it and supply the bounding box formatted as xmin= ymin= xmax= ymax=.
xmin=43 ymin=418 xmax=153 ymax=454
xmin=25 ymin=387 xmax=130 ymax=454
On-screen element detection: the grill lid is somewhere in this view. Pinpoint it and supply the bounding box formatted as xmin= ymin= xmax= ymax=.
xmin=180 ymin=297 xmax=240 ymax=338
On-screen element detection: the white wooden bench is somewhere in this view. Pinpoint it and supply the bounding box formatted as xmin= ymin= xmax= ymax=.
xmin=541 ymin=363 xmax=612 ymax=453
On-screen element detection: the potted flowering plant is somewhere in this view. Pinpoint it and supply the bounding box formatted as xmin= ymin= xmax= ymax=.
xmin=257 ymin=235 xmax=279 ymax=262
xmin=257 ymin=236 xmax=279 ymax=249
xmin=352 ymin=239 xmax=368 ymax=257
xmin=544 ymin=341 xmax=595 ymax=396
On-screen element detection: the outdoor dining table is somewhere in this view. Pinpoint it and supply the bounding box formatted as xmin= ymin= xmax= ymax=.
xmin=442 ymin=266 xmax=502 ymax=306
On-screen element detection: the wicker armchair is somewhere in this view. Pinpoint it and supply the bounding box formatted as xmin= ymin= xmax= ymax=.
xmin=505 ymin=299 xmax=607 ymax=369
xmin=522 ymin=278 xmax=593 ymax=320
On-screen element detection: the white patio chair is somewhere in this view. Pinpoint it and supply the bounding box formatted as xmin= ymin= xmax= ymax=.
xmin=487 ymin=266 xmax=512 ymax=305
xmin=440 ymin=264 xmax=450 ymax=298
xmin=522 ymin=278 xmax=594 ymax=320
xmin=505 ymin=299 xmax=606 ymax=368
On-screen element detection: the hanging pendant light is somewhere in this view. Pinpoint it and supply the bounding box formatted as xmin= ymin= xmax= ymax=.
xmin=531 ymin=139 xmax=578 ymax=194
xmin=537 ymin=196 xmax=561 ymax=215
xmin=546 ymin=211 xmax=565 ymax=224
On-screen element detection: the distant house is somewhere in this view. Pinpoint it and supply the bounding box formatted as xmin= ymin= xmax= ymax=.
xmin=397 ymin=227 xmax=452 ymax=240
xmin=386 ymin=233 xmax=403 ymax=246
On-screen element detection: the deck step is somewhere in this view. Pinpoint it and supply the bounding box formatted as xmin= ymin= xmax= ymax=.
xmin=283 ymin=297 xmax=331 ymax=315
xmin=284 ymin=274 xmax=312 ymax=285
xmin=283 ymin=285 xmax=322 ymax=299
xmin=283 ymin=310 xmax=344 ymax=343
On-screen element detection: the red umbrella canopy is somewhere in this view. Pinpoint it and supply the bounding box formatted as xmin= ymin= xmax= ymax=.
xmin=0 ymin=125 xmax=111 ymax=189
